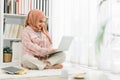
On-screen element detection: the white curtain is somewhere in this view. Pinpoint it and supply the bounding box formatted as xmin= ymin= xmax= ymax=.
xmin=50 ymin=0 xmax=97 ymax=66
xmin=50 ymin=0 xmax=120 ymax=73
xmin=98 ymin=0 xmax=120 ymax=73
xmin=111 ymin=0 xmax=120 ymax=73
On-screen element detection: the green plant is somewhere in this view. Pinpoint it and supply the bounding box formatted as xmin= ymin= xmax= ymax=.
xmin=3 ymin=47 xmax=12 ymax=54
xmin=95 ymin=22 xmax=106 ymax=54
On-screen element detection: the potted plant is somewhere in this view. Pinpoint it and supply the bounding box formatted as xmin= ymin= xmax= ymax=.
xmin=3 ymin=47 xmax=12 ymax=62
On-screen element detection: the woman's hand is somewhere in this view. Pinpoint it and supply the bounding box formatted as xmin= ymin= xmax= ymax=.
xmin=34 ymin=48 xmax=57 ymax=60
xmin=34 ymin=55 xmax=49 ymax=60
xmin=47 ymin=48 xmax=57 ymax=55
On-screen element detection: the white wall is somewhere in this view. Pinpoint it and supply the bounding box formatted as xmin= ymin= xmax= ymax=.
xmin=0 ymin=0 xmax=4 ymax=65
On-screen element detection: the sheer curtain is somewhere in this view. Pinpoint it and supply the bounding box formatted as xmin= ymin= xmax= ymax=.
xmin=50 ymin=0 xmax=120 ymax=73
xmin=50 ymin=0 xmax=97 ymax=66
xmin=99 ymin=0 xmax=120 ymax=73
xmin=111 ymin=0 xmax=120 ymax=73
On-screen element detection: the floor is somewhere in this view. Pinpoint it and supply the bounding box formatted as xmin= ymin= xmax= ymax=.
xmin=0 ymin=76 xmax=69 ymax=80
xmin=0 ymin=63 xmax=120 ymax=80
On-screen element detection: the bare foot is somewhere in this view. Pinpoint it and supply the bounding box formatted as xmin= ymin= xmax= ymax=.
xmin=53 ymin=64 xmax=63 ymax=69
xmin=44 ymin=61 xmax=51 ymax=66
xmin=44 ymin=64 xmax=63 ymax=69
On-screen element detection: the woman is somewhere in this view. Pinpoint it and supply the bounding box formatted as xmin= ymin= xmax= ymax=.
xmin=21 ymin=9 xmax=66 ymax=70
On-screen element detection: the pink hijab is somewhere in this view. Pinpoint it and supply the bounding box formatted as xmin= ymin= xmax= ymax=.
xmin=25 ymin=9 xmax=52 ymax=44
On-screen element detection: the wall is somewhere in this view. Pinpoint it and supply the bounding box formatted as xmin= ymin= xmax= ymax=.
xmin=0 ymin=0 xmax=4 ymax=65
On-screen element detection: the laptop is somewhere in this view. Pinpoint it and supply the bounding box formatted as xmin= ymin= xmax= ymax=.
xmin=50 ymin=36 xmax=74 ymax=54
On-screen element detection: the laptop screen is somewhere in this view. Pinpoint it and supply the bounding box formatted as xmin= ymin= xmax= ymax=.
xmin=58 ymin=36 xmax=74 ymax=51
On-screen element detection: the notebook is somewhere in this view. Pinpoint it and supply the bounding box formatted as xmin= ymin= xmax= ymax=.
xmin=2 ymin=66 xmax=22 ymax=74
xmin=50 ymin=36 xmax=74 ymax=54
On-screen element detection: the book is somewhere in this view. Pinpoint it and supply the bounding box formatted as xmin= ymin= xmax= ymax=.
xmin=2 ymin=66 xmax=22 ymax=74
xmin=4 ymin=24 xmax=11 ymax=38
xmin=2 ymin=66 xmax=28 ymax=75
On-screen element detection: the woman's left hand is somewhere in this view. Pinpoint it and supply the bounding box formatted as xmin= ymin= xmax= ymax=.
xmin=36 ymin=55 xmax=49 ymax=60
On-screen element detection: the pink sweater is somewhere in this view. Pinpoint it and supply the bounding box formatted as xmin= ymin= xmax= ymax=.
xmin=22 ymin=26 xmax=52 ymax=56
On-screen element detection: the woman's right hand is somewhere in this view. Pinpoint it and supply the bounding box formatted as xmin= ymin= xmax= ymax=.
xmin=47 ymin=48 xmax=57 ymax=55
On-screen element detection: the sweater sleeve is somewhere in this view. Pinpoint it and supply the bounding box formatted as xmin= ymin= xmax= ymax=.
xmin=22 ymin=29 xmax=48 ymax=56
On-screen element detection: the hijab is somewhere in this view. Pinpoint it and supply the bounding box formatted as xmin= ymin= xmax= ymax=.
xmin=25 ymin=9 xmax=52 ymax=44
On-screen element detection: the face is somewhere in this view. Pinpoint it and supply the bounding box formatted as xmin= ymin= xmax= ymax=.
xmin=37 ymin=18 xmax=47 ymax=31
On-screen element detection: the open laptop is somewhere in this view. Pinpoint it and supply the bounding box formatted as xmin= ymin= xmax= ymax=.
xmin=50 ymin=36 xmax=74 ymax=54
